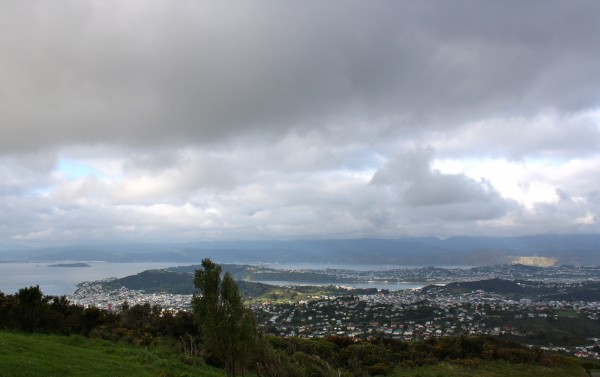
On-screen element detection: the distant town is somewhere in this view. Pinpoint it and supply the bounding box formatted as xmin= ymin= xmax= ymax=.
xmin=69 ymin=263 xmax=600 ymax=360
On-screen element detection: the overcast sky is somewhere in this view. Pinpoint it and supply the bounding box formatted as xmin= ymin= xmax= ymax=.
xmin=1 ymin=0 xmax=599 ymax=246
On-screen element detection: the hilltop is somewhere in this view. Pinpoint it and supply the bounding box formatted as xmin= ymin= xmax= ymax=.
xmin=5 ymin=234 xmax=600 ymax=266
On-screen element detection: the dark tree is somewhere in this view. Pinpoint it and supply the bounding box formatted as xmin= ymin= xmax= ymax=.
xmin=193 ymin=258 xmax=256 ymax=377
xmin=17 ymin=285 xmax=47 ymax=332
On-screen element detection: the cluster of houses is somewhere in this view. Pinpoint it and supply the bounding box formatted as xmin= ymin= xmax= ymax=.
xmin=251 ymin=286 xmax=600 ymax=359
xmin=69 ymin=280 xmax=193 ymax=312
xmin=252 ymin=289 xmax=516 ymax=340
xmin=69 ymin=277 xmax=600 ymax=360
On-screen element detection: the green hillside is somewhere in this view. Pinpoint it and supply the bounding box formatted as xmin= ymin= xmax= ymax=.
xmin=93 ymin=268 xmax=378 ymax=302
xmin=0 ymin=331 xmax=588 ymax=377
xmin=426 ymin=277 xmax=600 ymax=301
xmin=0 ymin=331 xmax=224 ymax=377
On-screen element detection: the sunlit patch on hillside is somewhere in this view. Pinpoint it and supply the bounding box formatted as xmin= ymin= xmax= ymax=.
xmin=512 ymin=256 xmax=557 ymax=267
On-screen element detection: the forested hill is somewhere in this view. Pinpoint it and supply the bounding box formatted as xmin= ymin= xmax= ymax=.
xmin=89 ymin=267 xmax=379 ymax=300
xmin=423 ymin=278 xmax=600 ymax=301
xmin=87 ymin=264 xmax=600 ymax=302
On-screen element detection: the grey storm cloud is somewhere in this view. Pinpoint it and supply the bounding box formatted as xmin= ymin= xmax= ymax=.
xmin=371 ymin=147 xmax=511 ymax=220
xmin=0 ymin=153 xmax=57 ymax=195
xmin=1 ymin=1 xmax=599 ymax=244
xmin=1 ymin=0 xmax=600 ymax=153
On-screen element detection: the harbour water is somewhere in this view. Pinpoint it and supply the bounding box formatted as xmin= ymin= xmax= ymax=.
xmin=255 ymin=262 xmax=473 ymax=271
xmin=256 ymin=280 xmax=424 ymax=290
xmin=0 ymin=262 xmax=183 ymax=296
xmin=0 ymin=261 xmax=455 ymax=296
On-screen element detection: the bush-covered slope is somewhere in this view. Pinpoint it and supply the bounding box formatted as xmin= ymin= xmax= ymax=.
xmin=394 ymin=360 xmax=587 ymax=377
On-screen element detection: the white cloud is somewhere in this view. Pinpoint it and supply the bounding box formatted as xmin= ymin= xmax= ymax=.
xmin=431 ymin=109 xmax=600 ymax=159
xmin=1 ymin=1 xmax=600 ymax=245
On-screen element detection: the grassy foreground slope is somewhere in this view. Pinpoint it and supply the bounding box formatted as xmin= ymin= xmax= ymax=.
xmin=0 ymin=330 xmax=592 ymax=377
xmin=0 ymin=331 xmax=224 ymax=377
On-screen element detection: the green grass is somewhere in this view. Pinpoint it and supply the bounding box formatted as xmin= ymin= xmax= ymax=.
xmin=391 ymin=359 xmax=588 ymax=377
xmin=554 ymin=310 xmax=579 ymax=318
xmin=0 ymin=331 xmax=590 ymax=377
xmin=0 ymin=331 xmax=225 ymax=377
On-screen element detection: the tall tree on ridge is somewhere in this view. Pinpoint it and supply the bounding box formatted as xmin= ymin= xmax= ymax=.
xmin=193 ymin=258 xmax=256 ymax=377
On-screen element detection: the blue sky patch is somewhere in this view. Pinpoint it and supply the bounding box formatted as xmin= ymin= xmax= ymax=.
xmin=57 ymin=159 xmax=99 ymax=179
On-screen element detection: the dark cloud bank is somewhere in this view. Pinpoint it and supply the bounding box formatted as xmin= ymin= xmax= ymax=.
xmin=0 ymin=1 xmax=599 ymax=245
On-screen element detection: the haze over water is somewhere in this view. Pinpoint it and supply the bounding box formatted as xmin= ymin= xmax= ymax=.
xmin=0 ymin=262 xmax=182 ymax=296
xmin=0 ymin=261 xmax=466 ymax=296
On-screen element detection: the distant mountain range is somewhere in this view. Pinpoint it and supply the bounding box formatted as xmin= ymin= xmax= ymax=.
xmin=2 ymin=234 xmax=600 ymax=266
